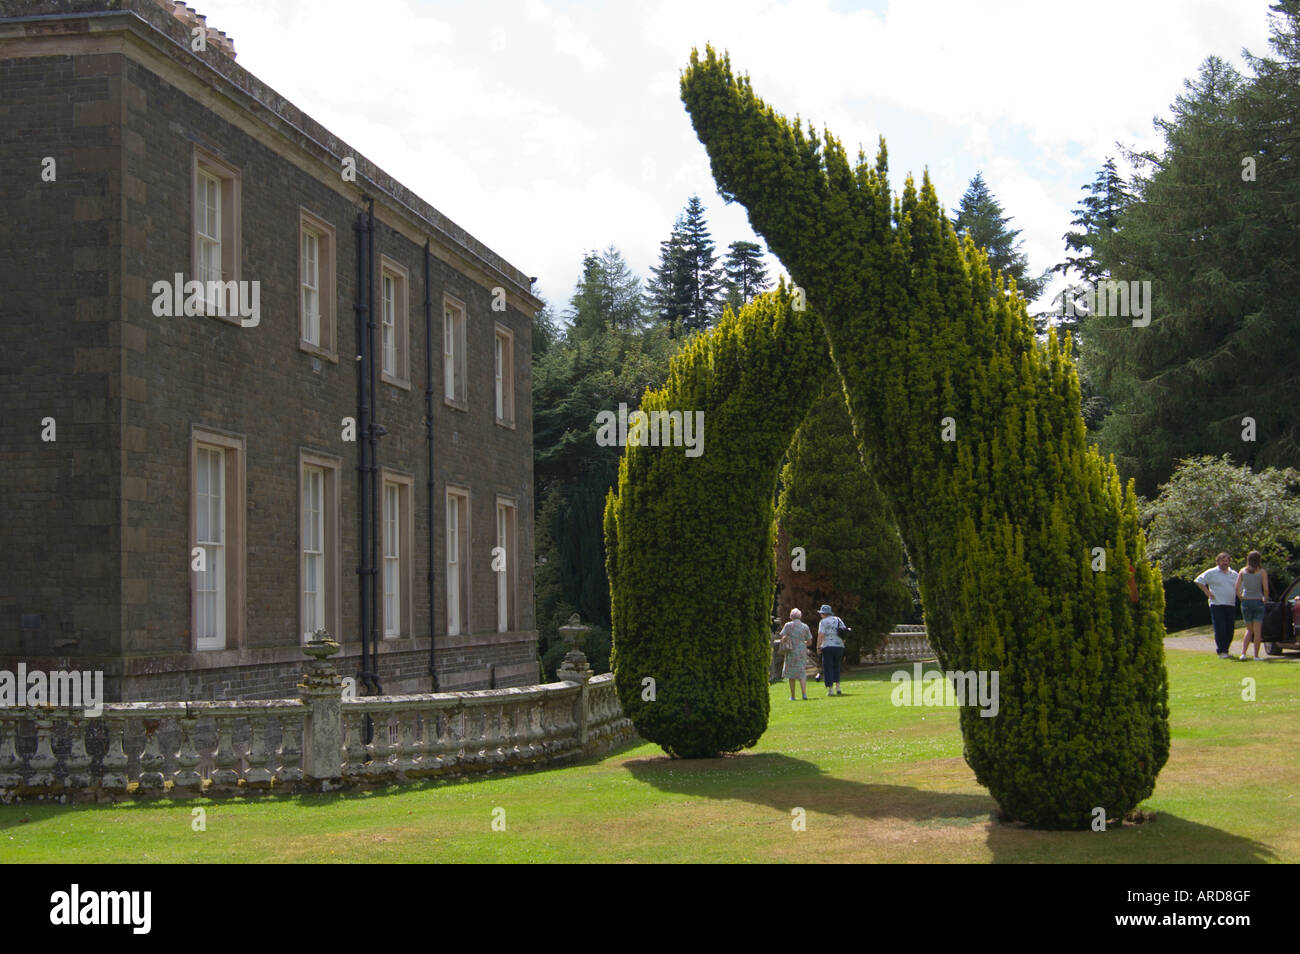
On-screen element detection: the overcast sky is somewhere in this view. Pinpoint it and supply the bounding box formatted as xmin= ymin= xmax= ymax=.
xmin=196 ymin=0 xmax=1276 ymax=314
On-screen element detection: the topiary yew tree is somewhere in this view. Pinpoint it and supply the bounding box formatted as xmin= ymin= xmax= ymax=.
xmin=603 ymin=286 xmax=825 ymax=758
xmin=679 ymin=47 xmax=1169 ymax=828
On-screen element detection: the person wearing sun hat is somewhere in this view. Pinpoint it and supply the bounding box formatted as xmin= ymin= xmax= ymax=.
xmin=816 ymin=604 xmax=846 ymax=696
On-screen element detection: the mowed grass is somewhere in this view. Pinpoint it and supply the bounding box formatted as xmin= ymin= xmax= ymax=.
xmin=2 ymin=633 xmax=1297 ymax=863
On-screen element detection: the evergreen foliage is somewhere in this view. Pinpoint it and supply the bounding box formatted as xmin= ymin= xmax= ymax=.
xmin=680 ymin=47 xmax=1169 ymax=828
xmin=647 ymin=195 xmax=726 ymax=335
xmin=953 ymin=172 xmax=1046 ymax=301
xmin=775 ymin=383 xmax=910 ymax=662
xmin=533 ymin=281 xmax=677 ymax=676
xmin=723 ymin=239 xmax=772 ymax=313
xmin=1141 ymin=455 xmax=1300 ymax=581
xmin=1044 ymin=159 xmax=1131 ymax=428
xmin=604 ymin=286 xmax=825 ymax=758
xmin=568 ymin=245 xmax=646 ymax=336
xmin=1084 ymin=4 xmax=1300 ymax=492
xmin=646 ymin=230 xmax=693 ymax=337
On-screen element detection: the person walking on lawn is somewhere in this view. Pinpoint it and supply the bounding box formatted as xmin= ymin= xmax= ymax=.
xmin=777 ymin=608 xmax=813 ymax=700
xmin=1195 ymin=552 xmax=1239 ymax=659
xmin=817 ymin=604 xmax=846 ymax=696
xmin=1235 ymin=550 xmax=1270 ymax=661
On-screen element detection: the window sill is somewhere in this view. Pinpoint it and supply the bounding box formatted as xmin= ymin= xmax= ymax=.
xmin=444 ymin=397 xmax=468 ymax=412
xmin=382 ymin=373 xmax=412 ymax=391
xmin=299 ymin=340 xmax=339 ymax=363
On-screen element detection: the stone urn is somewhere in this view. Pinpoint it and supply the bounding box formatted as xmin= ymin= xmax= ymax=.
xmin=556 ymin=614 xmax=592 ymax=681
xmin=302 ymin=629 xmax=342 ymax=689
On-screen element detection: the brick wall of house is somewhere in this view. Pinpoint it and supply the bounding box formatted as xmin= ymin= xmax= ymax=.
xmin=115 ymin=59 xmax=537 ymax=698
xmin=0 ymin=51 xmax=125 ymax=662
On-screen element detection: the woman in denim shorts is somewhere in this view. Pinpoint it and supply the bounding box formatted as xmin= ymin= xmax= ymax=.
xmin=1236 ymin=550 xmax=1270 ymax=660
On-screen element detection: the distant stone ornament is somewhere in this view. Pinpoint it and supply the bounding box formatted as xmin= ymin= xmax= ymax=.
xmin=556 ymin=615 xmax=592 ymax=682
xmin=301 ymin=630 xmax=342 ymax=689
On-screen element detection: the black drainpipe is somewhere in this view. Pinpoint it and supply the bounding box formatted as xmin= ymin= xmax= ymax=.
xmin=424 ymin=239 xmax=439 ymax=690
xmin=366 ymin=197 xmax=383 ymax=694
xmin=353 ymin=205 xmax=372 ymax=695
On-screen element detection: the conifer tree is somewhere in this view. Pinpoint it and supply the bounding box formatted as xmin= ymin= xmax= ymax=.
xmin=723 ymin=239 xmax=772 ymax=313
xmin=604 ymin=286 xmax=825 ymax=758
xmin=1085 ymin=11 xmax=1300 ymax=491
xmin=647 ymin=196 xmax=725 ymax=335
xmin=568 ymin=244 xmax=645 ymax=336
xmin=646 ymin=229 xmax=693 ymax=337
xmin=953 ymin=172 xmax=1046 ymax=301
xmin=680 ymin=47 xmax=1168 ymax=828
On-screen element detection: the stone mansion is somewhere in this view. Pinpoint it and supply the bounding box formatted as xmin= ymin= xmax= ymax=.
xmin=0 ymin=0 xmax=541 ymax=700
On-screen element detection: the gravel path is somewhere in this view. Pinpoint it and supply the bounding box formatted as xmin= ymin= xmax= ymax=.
xmin=1164 ymin=632 xmax=1299 ymax=661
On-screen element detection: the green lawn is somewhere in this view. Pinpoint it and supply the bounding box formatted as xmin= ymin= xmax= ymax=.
xmin=3 ymin=634 xmax=1297 ymax=863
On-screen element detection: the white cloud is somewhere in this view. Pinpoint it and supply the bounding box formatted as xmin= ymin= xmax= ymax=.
xmin=191 ymin=0 xmax=1273 ymax=308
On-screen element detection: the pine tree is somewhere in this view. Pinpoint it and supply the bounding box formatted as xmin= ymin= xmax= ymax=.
xmin=953 ymin=172 xmax=1046 ymax=301
xmin=1044 ymin=159 xmax=1131 ymax=426
xmin=646 ymin=229 xmax=693 ymax=337
xmin=678 ymin=195 xmax=725 ymax=331
xmin=647 ymin=196 xmax=726 ymax=335
xmin=681 ymin=46 xmax=1168 ymax=828
xmin=723 ymin=240 xmax=772 ymax=313
xmin=1054 ymin=158 xmax=1130 ymax=288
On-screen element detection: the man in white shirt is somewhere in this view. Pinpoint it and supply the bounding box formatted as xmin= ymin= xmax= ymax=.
xmin=1194 ymin=553 xmax=1239 ymax=658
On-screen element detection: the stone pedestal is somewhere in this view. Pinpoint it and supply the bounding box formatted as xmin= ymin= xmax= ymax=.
xmin=556 ymin=615 xmax=593 ymax=749
xmin=299 ymin=636 xmax=343 ymax=782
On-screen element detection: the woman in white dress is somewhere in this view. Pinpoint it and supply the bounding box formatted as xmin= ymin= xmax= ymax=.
xmin=778 ymin=608 xmax=813 ymax=701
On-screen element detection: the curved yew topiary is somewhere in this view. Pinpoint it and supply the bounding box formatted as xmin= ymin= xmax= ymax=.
xmin=603 ymin=287 xmax=825 ymax=758
xmin=678 ymin=47 xmax=1169 ymax=828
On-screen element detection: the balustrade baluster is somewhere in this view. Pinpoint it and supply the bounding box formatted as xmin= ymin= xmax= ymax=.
xmin=211 ymin=717 xmax=241 ymax=787
xmin=65 ymin=717 xmax=92 ymax=789
xmin=245 ymin=715 xmax=272 ymax=787
xmin=29 ymin=718 xmax=58 ymax=788
xmin=100 ymin=716 xmax=129 ymax=790
xmin=277 ymin=712 xmax=303 ymax=784
xmin=364 ymin=713 xmax=396 ymax=779
xmin=341 ymin=710 xmax=366 ymax=777
xmin=138 ymin=719 xmax=166 ymax=791
xmin=396 ymin=712 xmax=417 ymax=774
xmin=0 ymin=720 xmax=22 ymax=788
xmin=174 ymin=717 xmax=202 ymax=792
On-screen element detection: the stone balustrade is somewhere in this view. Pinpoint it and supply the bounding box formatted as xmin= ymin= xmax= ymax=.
xmin=0 ymin=662 xmax=635 ymax=802
xmin=859 ymin=628 xmax=935 ymax=665
xmin=0 ymin=700 xmax=306 ymax=799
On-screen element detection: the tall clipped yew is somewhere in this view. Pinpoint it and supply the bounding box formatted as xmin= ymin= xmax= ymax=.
xmin=680 ymin=47 xmax=1168 ymax=828
xmin=604 ymin=287 xmax=825 ymax=758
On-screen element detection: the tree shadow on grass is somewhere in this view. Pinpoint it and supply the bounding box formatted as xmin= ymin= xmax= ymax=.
xmin=622 ymin=752 xmax=1275 ymax=863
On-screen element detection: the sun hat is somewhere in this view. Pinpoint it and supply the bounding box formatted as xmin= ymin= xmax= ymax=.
xmin=819 ymin=604 xmax=833 ymax=615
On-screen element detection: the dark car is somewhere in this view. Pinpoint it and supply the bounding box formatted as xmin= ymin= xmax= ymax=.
xmin=1262 ymin=579 xmax=1300 ymax=655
